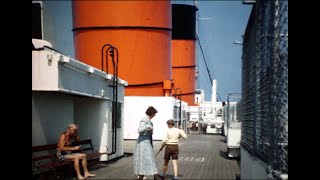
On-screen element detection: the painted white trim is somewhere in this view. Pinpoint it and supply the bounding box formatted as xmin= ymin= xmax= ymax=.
xmin=58 ymin=88 xmax=111 ymax=100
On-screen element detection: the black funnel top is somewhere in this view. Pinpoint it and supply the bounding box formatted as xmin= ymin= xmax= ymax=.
xmin=172 ymin=4 xmax=198 ymax=40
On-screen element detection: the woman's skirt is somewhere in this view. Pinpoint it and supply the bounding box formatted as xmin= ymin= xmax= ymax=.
xmin=134 ymin=135 xmax=158 ymax=175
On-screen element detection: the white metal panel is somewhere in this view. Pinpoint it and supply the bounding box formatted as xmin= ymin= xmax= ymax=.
xmin=124 ymin=96 xmax=178 ymax=140
xmin=32 ymin=50 xmax=59 ymax=91
xmin=74 ymin=98 xmax=123 ymax=160
xmin=227 ymin=124 xmax=241 ymax=148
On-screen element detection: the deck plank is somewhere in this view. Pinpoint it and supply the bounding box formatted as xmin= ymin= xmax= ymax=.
xmin=82 ymin=134 xmax=239 ymax=179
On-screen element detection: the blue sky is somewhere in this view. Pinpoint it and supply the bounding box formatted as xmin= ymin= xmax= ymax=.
xmin=194 ymin=1 xmax=252 ymax=101
xmin=42 ymin=1 xmax=252 ymax=102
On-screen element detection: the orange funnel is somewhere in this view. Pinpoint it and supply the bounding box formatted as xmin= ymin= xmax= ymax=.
xmin=72 ymin=0 xmax=172 ymax=96
xmin=172 ymin=40 xmax=196 ymax=105
xmin=172 ymin=4 xmax=198 ymax=105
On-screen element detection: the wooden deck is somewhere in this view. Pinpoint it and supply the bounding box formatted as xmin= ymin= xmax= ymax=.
xmin=89 ymin=134 xmax=240 ymax=179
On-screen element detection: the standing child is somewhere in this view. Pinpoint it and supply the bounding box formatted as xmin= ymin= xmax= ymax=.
xmin=158 ymin=119 xmax=187 ymax=180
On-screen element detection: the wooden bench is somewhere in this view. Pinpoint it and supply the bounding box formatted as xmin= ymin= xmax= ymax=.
xmin=73 ymin=139 xmax=111 ymax=166
xmin=32 ymin=143 xmax=73 ymax=178
xmin=32 ymin=139 xmax=110 ymax=178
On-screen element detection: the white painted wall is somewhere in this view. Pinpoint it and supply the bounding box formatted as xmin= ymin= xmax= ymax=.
xmin=124 ymin=96 xmax=178 ymax=140
xmin=241 ymin=148 xmax=268 ymax=179
xmin=32 ymin=50 xmax=59 ymax=91
xmin=32 ymin=92 xmax=74 ymax=146
xmin=74 ymin=97 xmax=123 ymax=160
xmin=227 ymin=123 xmax=241 ymax=147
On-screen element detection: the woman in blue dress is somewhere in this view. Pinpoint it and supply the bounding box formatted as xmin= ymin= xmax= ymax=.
xmin=134 ymin=106 xmax=158 ymax=180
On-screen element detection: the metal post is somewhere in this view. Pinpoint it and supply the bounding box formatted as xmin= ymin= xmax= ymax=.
xmin=174 ymin=88 xmax=182 ymax=128
xmin=227 ymin=95 xmax=230 ymax=129
xmin=179 ymin=95 xmax=182 ymax=128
